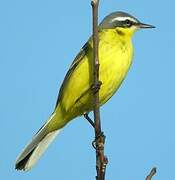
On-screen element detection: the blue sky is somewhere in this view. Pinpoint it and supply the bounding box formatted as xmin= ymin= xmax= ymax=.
xmin=0 ymin=0 xmax=174 ymax=179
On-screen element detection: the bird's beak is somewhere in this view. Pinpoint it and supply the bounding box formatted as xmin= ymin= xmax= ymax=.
xmin=137 ymin=22 xmax=155 ymax=29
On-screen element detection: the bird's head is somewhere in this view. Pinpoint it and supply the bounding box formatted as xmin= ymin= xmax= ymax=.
xmin=99 ymin=11 xmax=155 ymax=36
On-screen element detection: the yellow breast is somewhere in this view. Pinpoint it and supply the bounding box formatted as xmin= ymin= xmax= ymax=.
xmin=98 ymin=29 xmax=134 ymax=104
xmin=57 ymin=29 xmax=134 ymax=121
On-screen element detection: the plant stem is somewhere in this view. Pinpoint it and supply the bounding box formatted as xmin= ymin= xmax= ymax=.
xmin=91 ymin=1 xmax=108 ymax=179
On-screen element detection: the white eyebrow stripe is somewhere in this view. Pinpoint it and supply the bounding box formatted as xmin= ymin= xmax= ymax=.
xmin=111 ymin=16 xmax=137 ymax=23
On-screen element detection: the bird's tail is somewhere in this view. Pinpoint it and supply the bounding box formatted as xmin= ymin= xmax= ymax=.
xmin=15 ymin=113 xmax=61 ymax=171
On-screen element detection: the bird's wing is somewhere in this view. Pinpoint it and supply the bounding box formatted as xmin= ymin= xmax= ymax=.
xmin=54 ymin=42 xmax=89 ymax=110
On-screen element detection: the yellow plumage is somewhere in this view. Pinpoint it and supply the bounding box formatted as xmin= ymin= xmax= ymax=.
xmin=15 ymin=11 xmax=154 ymax=171
xmin=15 ymin=27 xmax=135 ymax=171
xmin=47 ymin=28 xmax=134 ymax=132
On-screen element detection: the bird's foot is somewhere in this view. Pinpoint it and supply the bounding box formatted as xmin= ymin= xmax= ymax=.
xmin=92 ymin=131 xmax=106 ymax=150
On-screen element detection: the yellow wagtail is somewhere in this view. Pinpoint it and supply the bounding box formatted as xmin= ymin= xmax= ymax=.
xmin=15 ymin=11 xmax=155 ymax=170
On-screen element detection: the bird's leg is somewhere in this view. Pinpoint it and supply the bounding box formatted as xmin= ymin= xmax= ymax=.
xmin=84 ymin=113 xmax=108 ymax=175
xmin=84 ymin=114 xmax=105 ymax=150
xmin=84 ymin=113 xmax=95 ymax=128
xmin=91 ymin=80 xmax=102 ymax=94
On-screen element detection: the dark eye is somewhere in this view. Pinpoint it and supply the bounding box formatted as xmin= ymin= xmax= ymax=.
xmin=125 ymin=19 xmax=132 ymax=27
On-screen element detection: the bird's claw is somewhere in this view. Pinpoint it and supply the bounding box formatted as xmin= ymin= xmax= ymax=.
xmin=92 ymin=132 xmax=105 ymax=150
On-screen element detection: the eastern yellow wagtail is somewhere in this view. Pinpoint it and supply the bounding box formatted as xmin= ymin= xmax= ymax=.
xmin=15 ymin=11 xmax=155 ymax=171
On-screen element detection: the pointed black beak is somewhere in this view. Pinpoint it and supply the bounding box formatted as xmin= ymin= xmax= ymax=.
xmin=137 ymin=22 xmax=155 ymax=29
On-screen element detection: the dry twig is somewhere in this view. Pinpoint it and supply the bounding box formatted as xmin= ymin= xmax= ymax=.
xmin=84 ymin=0 xmax=108 ymax=179
xmin=86 ymin=1 xmax=155 ymax=180
xmin=146 ymin=167 xmax=157 ymax=180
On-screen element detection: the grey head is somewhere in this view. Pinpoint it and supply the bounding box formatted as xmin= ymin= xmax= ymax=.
xmin=99 ymin=11 xmax=155 ymax=29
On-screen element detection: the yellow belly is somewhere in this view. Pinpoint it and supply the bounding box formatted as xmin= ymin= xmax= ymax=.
xmin=56 ymin=30 xmax=133 ymax=122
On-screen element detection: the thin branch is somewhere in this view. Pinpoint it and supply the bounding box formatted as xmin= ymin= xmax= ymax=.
xmin=91 ymin=0 xmax=108 ymax=180
xmin=146 ymin=167 xmax=157 ymax=180
xmin=89 ymin=1 xmax=156 ymax=180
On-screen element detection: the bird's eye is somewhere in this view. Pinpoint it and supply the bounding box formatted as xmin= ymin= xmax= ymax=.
xmin=125 ymin=19 xmax=132 ymax=27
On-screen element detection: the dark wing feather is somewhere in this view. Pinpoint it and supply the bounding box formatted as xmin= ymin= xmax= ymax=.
xmin=54 ymin=42 xmax=89 ymax=110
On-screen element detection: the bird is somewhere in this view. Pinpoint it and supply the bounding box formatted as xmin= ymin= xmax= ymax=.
xmin=15 ymin=11 xmax=155 ymax=171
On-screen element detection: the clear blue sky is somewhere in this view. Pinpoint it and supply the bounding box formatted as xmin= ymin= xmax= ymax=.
xmin=0 ymin=0 xmax=174 ymax=179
